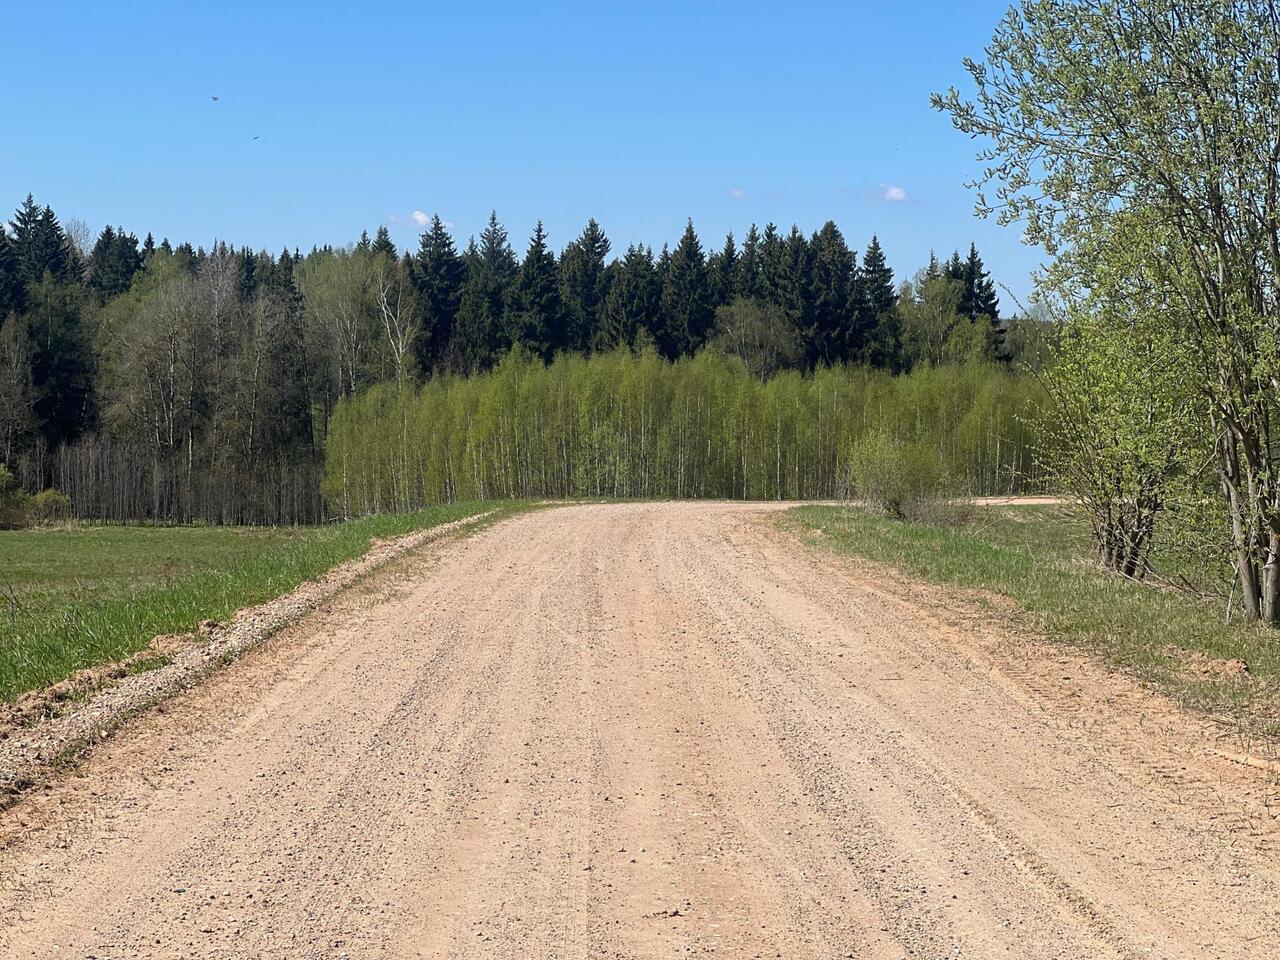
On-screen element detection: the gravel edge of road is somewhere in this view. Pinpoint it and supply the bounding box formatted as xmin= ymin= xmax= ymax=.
xmin=0 ymin=510 xmax=499 ymax=806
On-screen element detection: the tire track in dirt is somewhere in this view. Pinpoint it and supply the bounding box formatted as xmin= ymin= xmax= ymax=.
xmin=1 ymin=503 xmax=1277 ymax=959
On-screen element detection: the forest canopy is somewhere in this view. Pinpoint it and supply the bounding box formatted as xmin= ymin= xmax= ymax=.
xmin=0 ymin=194 xmax=1040 ymax=523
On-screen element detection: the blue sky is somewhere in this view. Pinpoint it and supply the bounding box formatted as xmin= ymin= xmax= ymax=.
xmin=1 ymin=1 xmax=1039 ymax=305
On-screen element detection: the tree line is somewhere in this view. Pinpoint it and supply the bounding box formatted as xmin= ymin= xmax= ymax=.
xmin=323 ymin=348 xmax=1044 ymax=514
xmin=0 ymin=191 xmax=1030 ymax=522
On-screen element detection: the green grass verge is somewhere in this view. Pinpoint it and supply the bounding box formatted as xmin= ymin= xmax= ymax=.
xmin=786 ymin=504 xmax=1280 ymax=740
xmin=0 ymin=502 xmax=527 ymax=702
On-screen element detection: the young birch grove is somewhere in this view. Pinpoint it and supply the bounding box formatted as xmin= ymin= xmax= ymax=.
xmin=323 ymin=348 xmax=1044 ymax=515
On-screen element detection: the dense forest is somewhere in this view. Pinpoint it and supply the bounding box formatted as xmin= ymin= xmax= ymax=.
xmin=325 ymin=350 xmax=1043 ymax=513
xmin=0 ymin=193 xmax=1039 ymax=522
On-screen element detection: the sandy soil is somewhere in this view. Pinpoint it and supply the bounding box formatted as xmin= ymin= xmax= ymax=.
xmin=1 ymin=502 xmax=1277 ymax=959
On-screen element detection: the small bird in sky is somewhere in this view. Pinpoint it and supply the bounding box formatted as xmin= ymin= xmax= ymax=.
xmin=252 ymin=135 xmax=260 ymax=140
xmin=211 ymin=95 xmax=219 ymax=101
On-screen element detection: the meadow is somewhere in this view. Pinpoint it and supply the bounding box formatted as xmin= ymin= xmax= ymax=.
xmin=0 ymin=503 xmax=509 ymax=702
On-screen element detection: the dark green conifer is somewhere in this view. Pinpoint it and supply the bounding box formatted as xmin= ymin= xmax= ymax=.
xmin=559 ymin=219 xmax=611 ymax=353
xmin=371 ymin=225 xmax=397 ymax=260
xmin=658 ymin=220 xmax=713 ymax=358
xmin=506 ymin=221 xmax=564 ymax=360
xmin=857 ymin=236 xmax=899 ymax=367
xmin=599 ymin=244 xmax=658 ymax=350
xmin=807 ymin=221 xmax=855 ymax=365
xmin=412 ymin=215 xmax=465 ymax=374
xmin=707 ymin=232 xmax=738 ymax=308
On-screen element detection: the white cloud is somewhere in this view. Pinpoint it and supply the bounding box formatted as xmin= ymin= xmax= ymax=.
xmin=881 ymin=184 xmax=908 ymax=202
xmin=390 ymin=211 xmax=453 ymax=230
xmin=727 ymin=187 xmax=746 ymax=200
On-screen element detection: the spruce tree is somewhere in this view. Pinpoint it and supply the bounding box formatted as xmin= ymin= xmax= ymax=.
xmin=478 ymin=211 xmax=518 ymax=280
xmin=412 ymin=215 xmax=465 ymax=374
xmin=371 ymin=225 xmax=397 ymax=260
xmin=962 ymin=242 xmax=1000 ymax=321
xmin=88 ymin=226 xmax=141 ymax=298
xmin=807 ymin=221 xmax=855 ymax=366
xmin=599 ymin=244 xmax=658 ymax=349
xmin=778 ymin=226 xmax=813 ymax=337
xmin=451 ymin=214 xmax=517 ymax=370
xmin=0 ymin=226 xmax=22 ymax=317
xmin=238 ymin=248 xmax=258 ymax=300
xmin=507 ymin=221 xmax=564 ymax=360
xmin=559 ymin=218 xmax=611 ymax=353
xmin=758 ymin=223 xmax=786 ymax=307
xmin=735 ymin=224 xmax=763 ymax=300
xmin=707 ymin=232 xmax=738 ymax=308
xmin=658 ymin=220 xmax=713 ymax=358
xmin=857 ymin=236 xmax=899 ymax=367
xmin=11 ymin=196 xmax=70 ymax=286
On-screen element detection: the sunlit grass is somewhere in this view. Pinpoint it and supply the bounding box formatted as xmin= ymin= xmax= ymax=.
xmin=787 ymin=504 xmax=1280 ymax=740
xmin=0 ymin=503 xmax=522 ymax=702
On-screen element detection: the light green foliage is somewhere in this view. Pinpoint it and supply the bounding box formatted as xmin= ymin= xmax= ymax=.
xmin=1038 ymin=215 xmax=1210 ymax=579
xmin=847 ymin=430 xmax=948 ymax=518
xmin=323 ymin=347 xmax=1044 ymax=513
xmin=29 ymin=488 xmax=71 ymax=525
xmin=937 ymin=1 xmax=1280 ymax=620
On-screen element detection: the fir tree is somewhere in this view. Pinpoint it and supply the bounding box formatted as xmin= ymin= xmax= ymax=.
xmin=412 ymin=215 xmax=465 ymax=374
xmin=658 ymin=220 xmax=713 ymax=358
xmin=141 ymin=232 xmax=156 ymax=265
xmin=507 ymin=221 xmax=564 ymax=360
xmin=559 ymin=219 xmax=611 ymax=354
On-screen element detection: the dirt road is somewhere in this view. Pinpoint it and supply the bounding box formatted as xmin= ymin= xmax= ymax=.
xmin=2 ymin=503 xmax=1277 ymax=958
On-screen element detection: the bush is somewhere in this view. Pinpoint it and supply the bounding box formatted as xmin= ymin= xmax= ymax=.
xmin=848 ymin=431 xmax=949 ymax=519
xmin=31 ymin=488 xmax=72 ymax=525
xmin=0 ymin=464 xmax=31 ymax=530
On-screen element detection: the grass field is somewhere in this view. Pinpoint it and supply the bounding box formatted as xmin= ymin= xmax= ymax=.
xmin=787 ymin=503 xmax=1280 ymax=741
xmin=0 ymin=503 xmax=523 ymax=703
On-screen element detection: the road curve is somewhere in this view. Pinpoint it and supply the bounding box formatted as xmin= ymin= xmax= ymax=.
xmin=1 ymin=502 xmax=1277 ymax=958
